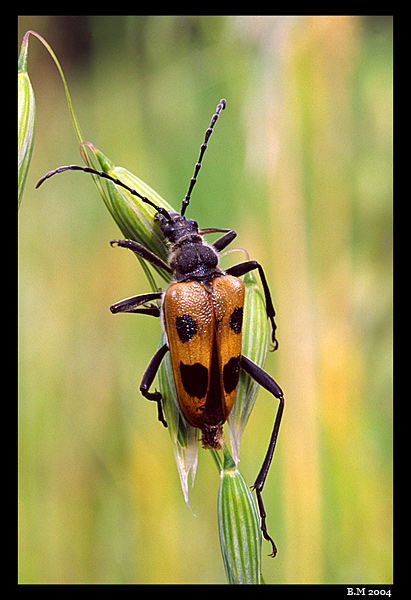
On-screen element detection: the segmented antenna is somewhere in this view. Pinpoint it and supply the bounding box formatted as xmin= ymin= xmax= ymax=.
xmin=35 ymin=165 xmax=172 ymax=220
xmin=180 ymin=98 xmax=226 ymax=216
xmin=36 ymin=98 xmax=226 ymax=220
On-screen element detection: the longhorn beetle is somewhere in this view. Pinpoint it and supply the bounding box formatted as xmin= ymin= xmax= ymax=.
xmin=36 ymin=99 xmax=284 ymax=557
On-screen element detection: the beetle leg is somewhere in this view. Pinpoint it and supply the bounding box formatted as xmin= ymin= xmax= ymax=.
xmin=110 ymin=239 xmax=172 ymax=274
xmin=210 ymin=229 xmax=237 ymax=252
xmin=197 ymin=227 xmax=237 ymax=252
xmin=240 ymin=354 xmax=284 ymax=557
xmin=140 ymin=343 xmax=170 ymax=427
xmin=110 ymin=291 xmax=162 ymax=315
xmin=226 ymin=260 xmax=278 ymax=350
xmin=129 ymin=305 xmax=161 ymax=317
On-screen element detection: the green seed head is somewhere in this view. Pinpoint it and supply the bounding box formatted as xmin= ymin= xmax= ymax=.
xmin=156 ymin=332 xmax=199 ymax=512
xmin=88 ymin=144 xmax=174 ymax=282
xmin=227 ymin=270 xmax=269 ymax=463
xmin=218 ymin=446 xmax=262 ymax=584
xmin=18 ymin=37 xmax=36 ymax=207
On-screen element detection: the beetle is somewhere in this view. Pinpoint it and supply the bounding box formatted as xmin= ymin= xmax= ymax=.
xmin=36 ymin=99 xmax=284 ymax=556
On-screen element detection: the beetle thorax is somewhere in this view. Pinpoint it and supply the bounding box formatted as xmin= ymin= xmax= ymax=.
xmin=169 ymin=235 xmax=222 ymax=282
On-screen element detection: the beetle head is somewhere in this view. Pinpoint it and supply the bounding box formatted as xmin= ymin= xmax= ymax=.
xmin=157 ymin=211 xmax=199 ymax=243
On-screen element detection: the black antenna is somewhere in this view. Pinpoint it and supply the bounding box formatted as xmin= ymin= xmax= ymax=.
xmin=35 ymin=164 xmax=172 ymax=220
xmin=180 ymin=98 xmax=226 ymax=216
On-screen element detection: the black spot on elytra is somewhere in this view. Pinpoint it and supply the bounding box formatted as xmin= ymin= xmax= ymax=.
xmin=180 ymin=362 xmax=208 ymax=398
xmin=223 ymin=355 xmax=241 ymax=394
xmin=176 ymin=314 xmax=198 ymax=342
xmin=230 ymin=307 xmax=243 ymax=334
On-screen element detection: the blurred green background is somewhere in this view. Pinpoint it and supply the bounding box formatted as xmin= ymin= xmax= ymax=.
xmin=18 ymin=16 xmax=393 ymax=584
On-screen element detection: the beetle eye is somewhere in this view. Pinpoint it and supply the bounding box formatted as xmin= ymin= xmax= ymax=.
xmin=187 ymin=219 xmax=198 ymax=229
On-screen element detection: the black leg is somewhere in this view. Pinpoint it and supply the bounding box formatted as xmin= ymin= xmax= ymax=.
xmin=197 ymin=227 xmax=237 ymax=252
xmin=240 ymin=354 xmax=284 ymax=557
xmin=140 ymin=343 xmax=170 ymax=427
xmin=226 ymin=260 xmax=278 ymax=349
xmin=111 ymin=239 xmax=172 ymax=274
xmin=110 ymin=291 xmax=162 ymax=315
xmin=210 ymin=229 xmax=237 ymax=252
